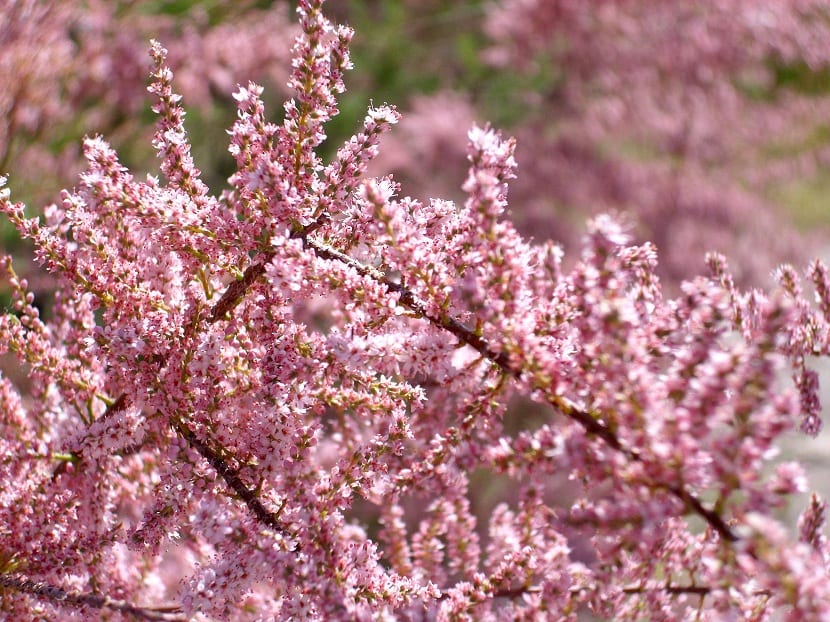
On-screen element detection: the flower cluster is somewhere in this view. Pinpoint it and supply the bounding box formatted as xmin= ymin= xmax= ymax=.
xmin=1 ymin=1 xmax=830 ymax=620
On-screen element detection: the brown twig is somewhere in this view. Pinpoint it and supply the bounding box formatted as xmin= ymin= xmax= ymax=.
xmin=0 ymin=572 xmax=186 ymax=621
xmin=488 ymin=581 xmax=770 ymax=600
xmin=208 ymin=253 xmax=274 ymax=323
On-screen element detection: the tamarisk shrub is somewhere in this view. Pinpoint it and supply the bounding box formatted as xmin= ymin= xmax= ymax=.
xmin=1 ymin=1 xmax=830 ymax=619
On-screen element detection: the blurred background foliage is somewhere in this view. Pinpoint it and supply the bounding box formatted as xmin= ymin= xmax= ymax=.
xmin=0 ymin=0 xmax=618 ymax=204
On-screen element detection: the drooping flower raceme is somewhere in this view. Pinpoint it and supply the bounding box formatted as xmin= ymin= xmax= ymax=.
xmin=1 ymin=1 xmax=830 ymax=620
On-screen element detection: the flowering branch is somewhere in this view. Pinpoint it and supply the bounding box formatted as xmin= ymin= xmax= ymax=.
xmin=491 ymin=582 xmax=771 ymax=599
xmin=171 ymin=417 xmax=291 ymax=538
xmin=0 ymin=573 xmax=186 ymax=622
xmin=303 ymin=228 xmax=739 ymax=543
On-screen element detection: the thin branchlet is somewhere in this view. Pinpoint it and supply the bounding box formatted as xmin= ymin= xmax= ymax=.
xmin=172 ymin=419 xmax=292 ymax=539
xmin=0 ymin=573 xmax=186 ymax=621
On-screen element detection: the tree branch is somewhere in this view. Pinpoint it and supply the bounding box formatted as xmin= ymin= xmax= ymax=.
xmin=207 ymin=218 xmax=328 ymax=323
xmin=208 ymin=253 xmax=273 ymax=323
xmin=489 ymin=581 xmax=771 ymax=600
xmin=0 ymin=572 xmax=186 ymax=621
xmin=172 ymin=419 xmax=293 ymax=540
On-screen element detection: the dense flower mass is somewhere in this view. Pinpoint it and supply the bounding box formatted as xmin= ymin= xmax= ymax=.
xmin=2 ymin=1 xmax=830 ymax=620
